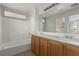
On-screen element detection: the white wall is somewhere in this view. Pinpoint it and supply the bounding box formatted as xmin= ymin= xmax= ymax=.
xmin=34 ymin=7 xmax=40 ymax=32
xmin=2 ymin=17 xmax=30 ymax=44
xmin=29 ymin=16 xmax=36 ymax=33
xmin=29 ymin=7 xmax=40 ymax=33
xmin=43 ymin=17 xmax=56 ymax=32
xmin=0 ymin=7 xmax=2 ymax=44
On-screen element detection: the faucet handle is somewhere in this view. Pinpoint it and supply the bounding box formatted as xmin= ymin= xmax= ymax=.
xmin=65 ymin=35 xmax=73 ymax=39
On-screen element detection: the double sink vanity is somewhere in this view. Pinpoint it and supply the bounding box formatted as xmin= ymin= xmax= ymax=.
xmin=31 ymin=32 xmax=79 ymax=56
xmin=31 ymin=4 xmax=79 ymax=56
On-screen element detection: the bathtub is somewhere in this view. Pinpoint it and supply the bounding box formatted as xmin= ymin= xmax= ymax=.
xmin=0 ymin=40 xmax=31 ymax=56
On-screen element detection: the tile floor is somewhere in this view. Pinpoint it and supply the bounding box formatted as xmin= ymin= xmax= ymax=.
xmin=15 ymin=50 xmax=36 ymax=56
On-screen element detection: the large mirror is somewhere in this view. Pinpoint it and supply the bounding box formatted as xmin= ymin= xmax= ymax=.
xmin=39 ymin=4 xmax=79 ymax=33
xmin=40 ymin=13 xmax=79 ymax=33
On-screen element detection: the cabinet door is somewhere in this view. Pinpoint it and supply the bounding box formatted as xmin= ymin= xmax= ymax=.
xmin=31 ymin=35 xmax=35 ymax=52
xmin=47 ymin=40 xmax=64 ymax=56
xmin=31 ymin=35 xmax=39 ymax=55
xmin=64 ymin=44 xmax=79 ymax=56
xmin=39 ymin=37 xmax=48 ymax=56
xmin=34 ymin=37 xmax=40 ymax=55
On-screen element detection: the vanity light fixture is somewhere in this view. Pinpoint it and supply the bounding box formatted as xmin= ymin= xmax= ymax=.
xmin=71 ymin=3 xmax=79 ymax=7
xmin=42 ymin=17 xmax=46 ymax=23
xmin=44 ymin=3 xmax=59 ymax=11
xmin=42 ymin=19 xmax=46 ymax=23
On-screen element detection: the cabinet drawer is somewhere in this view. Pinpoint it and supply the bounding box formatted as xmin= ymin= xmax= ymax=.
xmin=48 ymin=39 xmax=63 ymax=46
xmin=31 ymin=35 xmax=39 ymax=39
xmin=40 ymin=37 xmax=48 ymax=44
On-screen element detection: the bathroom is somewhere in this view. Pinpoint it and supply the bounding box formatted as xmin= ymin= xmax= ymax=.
xmin=0 ymin=3 xmax=79 ymax=56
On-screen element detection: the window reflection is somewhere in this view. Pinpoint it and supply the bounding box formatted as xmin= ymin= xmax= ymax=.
xmin=69 ymin=14 xmax=79 ymax=33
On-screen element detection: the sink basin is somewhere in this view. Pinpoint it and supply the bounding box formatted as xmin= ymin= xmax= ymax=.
xmin=39 ymin=33 xmax=79 ymax=43
xmin=58 ymin=37 xmax=79 ymax=42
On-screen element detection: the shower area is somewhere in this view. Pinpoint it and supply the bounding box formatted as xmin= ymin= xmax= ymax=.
xmin=0 ymin=6 xmax=31 ymax=55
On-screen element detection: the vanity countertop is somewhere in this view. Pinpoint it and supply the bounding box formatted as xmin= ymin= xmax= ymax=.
xmin=31 ymin=33 xmax=79 ymax=46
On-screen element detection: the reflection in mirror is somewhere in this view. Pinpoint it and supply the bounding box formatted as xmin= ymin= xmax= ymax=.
xmin=69 ymin=14 xmax=79 ymax=33
xmin=39 ymin=3 xmax=79 ymax=34
xmin=41 ymin=17 xmax=56 ymax=32
xmin=41 ymin=17 xmax=47 ymax=32
xmin=41 ymin=17 xmax=65 ymax=33
xmin=56 ymin=17 xmax=65 ymax=33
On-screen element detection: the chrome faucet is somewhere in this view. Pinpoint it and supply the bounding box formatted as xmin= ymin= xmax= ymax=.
xmin=65 ymin=35 xmax=73 ymax=39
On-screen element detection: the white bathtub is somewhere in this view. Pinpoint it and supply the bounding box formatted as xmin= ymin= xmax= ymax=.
xmin=0 ymin=40 xmax=31 ymax=56
xmin=0 ymin=33 xmax=31 ymax=56
xmin=0 ymin=40 xmax=31 ymax=50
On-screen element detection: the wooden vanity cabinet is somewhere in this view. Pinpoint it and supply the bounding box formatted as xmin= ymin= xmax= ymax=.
xmin=64 ymin=44 xmax=79 ymax=56
xmin=47 ymin=39 xmax=64 ymax=56
xmin=39 ymin=37 xmax=48 ymax=56
xmin=31 ymin=35 xmax=79 ymax=56
xmin=31 ymin=35 xmax=40 ymax=55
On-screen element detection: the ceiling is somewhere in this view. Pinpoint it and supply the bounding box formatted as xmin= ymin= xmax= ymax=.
xmin=1 ymin=3 xmax=78 ymax=18
xmin=0 ymin=3 xmax=51 ymax=16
